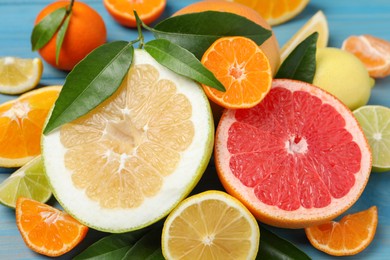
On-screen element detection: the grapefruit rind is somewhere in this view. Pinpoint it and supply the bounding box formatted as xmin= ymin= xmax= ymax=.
xmin=41 ymin=50 xmax=214 ymax=233
xmin=215 ymin=79 xmax=372 ymax=228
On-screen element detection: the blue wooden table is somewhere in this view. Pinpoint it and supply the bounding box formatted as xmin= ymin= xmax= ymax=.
xmin=1 ymin=0 xmax=390 ymax=259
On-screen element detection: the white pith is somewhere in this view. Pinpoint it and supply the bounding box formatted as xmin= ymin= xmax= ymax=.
xmin=42 ymin=50 xmax=214 ymax=232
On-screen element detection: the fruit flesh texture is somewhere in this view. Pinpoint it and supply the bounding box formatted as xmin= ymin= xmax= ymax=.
xmin=227 ymin=87 xmax=362 ymax=211
xmin=167 ymin=198 xmax=256 ymax=259
xmin=60 ymin=64 xmax=194 ymax=209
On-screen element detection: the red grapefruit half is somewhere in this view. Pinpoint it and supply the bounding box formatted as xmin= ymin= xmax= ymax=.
xmin=215 ymin=79 xmax=372 ymax=228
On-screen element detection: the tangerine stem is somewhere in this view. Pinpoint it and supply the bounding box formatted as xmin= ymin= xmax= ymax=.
xmin=67 ymin=0 xmax=75 ymax=13
xmin=133 ymin=11 xmax=144 ymax=49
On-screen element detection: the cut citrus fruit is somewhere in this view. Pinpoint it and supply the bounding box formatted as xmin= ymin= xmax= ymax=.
xmin=342 ymin=34 xmax=390 ymax=78
xmin=173 ymin=0 xmax=280 ymax=76
xmin=0 ymin=156 xmax=51 ymax=208
xmin=305 ymin=206 xmax=378 ymax=256
xmin=353 ymin=105 xmax=390 ymax=172
xmin=215 ymin=79 xmax=372 ymax=229
xmin=16 ymin=197 xmax=88 ymax=257
xmin=232 ymin=0 xmax=309 ymax=26
xmin=162 ymin=190 xmax=260 ymax=260
xmin=280 ymin=10 xmax=329 ymax=62
xmin=0 ymin=57 xmax=43 ymax=95
xmin=0 ymin=86 xmax=61 ymax=168
xmin=103 ymin=0 xmax=166 ymax=28
xmin=41 ymin=49 xmax=214 ymax=232
xmin=201 ymin=36 xmax=272 ymax=109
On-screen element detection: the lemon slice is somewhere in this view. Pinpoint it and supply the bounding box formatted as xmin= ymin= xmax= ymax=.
xmin=42 ymin=49 xmax=214 ymax=232
xmin=353 ymin=105 xmax=390 ymax=172
xmin=0 ymin=57 xmax=43 ymax=95
xmin=280 ymin=11 xmax=329 ymax=62
xmin=162 ymin=190 xmax=260 ymax=259
xmin=0 ymin=156 xmax=52 ymax=208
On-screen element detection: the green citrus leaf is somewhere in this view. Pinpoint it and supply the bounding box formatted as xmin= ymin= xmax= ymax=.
xmin=275 ymin=32 xmax=318 ymax=83
xmin=43 ymin=41 xmax=134 ymax=134
xmin=31 ymin=6 xmax=67 ymax=51
xmin=148 ymin=11 xmax=272 ymax=59
xmin=144 ymin=39 xmax=225 ymax=91
xmin=257 ymin=226 xmax=311 ymax=260
xmin=74 ymin=226 xmax=163 ymax=260
xmin=55 ymin=12 xmax=71 ymax=65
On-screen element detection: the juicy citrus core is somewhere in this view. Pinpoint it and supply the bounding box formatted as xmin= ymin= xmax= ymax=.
xmin=42 ymin=50 xmax=214 ymax=232
xmin=162 ymin=190 xmax=260 ymax=260
xmin=201 ymin=36 xmax=272 ymax=109
xmin=215 ymin=79 xmax=372 ymax=228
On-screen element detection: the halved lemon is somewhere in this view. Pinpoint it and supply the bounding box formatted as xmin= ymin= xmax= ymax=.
xmin=0 ymin=57 xmax=43 ymax=95
xmin=41 ymin=49 xmax=214 ymax=233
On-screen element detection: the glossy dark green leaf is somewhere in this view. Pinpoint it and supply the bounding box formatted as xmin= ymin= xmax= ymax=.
xmin=73 ymin=230 xmax=147 ymax=260
xmin=43 ymin=41 xmax=134 ymax=134
xmin=55 ymin=12 xmax=71 ymax=65
xmin=275 ymin=32 xmax=318 ymax=83
xmin=149 ymin=11 xmax=272 ymax=59
xmin=74 ymin=226 xmax=163 ymax=260
xmin=31 ymin=6 xmax=67 ymax=51
xmin=257 ymin=226 xmax=311 ymax=260
xmin=144 ymin=39 xmax=225 ymax=91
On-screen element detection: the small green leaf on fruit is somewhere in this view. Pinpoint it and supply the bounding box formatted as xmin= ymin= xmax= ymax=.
xmin=276 ymin=32 xmax=318 ymax=83
xmin=55 ymin=12 xmax=71 ymax=65
xmin=31 ymin=6 xmax=67 ymax=51
xmin=149 ymin=11 xmax=272 ymax=59
xmin=145 ymin=39 xmax=225 ymax=91
xmin=43 ymin=41 xmax=134 ymax=134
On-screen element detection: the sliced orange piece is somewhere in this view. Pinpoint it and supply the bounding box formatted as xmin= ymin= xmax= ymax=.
xmin=201 ymin=36 xmax=272 ymax=109
xmin=103 ymin=0 xmax=166 ymax=28
xmin=305 ymin=206 xmax=378 ymax=256
xmin=16 ymin=197 xmax=88 ymax=257
xmin=0 ymin=86 xmax=61 ymax=167
xmin=232 ymin=0 xmax=309 ymax=26
xmin=342 ymin=35 xmax=390 ymax=78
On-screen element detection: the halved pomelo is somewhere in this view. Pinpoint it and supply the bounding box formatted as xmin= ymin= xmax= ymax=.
xmin=215 ymin=79 xmax=372 ymax=228
xmin=41 ymin=49 xmax=214 ymax=233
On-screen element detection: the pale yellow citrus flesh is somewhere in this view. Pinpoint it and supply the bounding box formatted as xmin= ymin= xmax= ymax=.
xmin=162 ymin=191 xmax=260 ymax=260
xmin=60 ymin=64 xmax=194 ymax=209
xmin=0 ymin=57 xmax=43 ymax=95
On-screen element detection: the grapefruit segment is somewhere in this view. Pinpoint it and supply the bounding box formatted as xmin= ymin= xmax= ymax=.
xmin=215 ymin=79 xmax=371 ymax=228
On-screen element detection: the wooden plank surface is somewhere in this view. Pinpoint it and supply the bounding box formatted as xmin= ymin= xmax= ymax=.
xmin=1 ymin=0 xmax=390 ymax=259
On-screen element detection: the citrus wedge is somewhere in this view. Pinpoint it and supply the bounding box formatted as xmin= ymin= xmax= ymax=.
xmin=281 ymin=10 xmax=329 ymax=61
xmin=342 ymin=34 xmax=390 ymax=78
xmin=162 ymin=190 xmax=260 ymax=260
xmin=353 ymin=105 xmax=390 ymax=172
xmin=41 ymin=49 xmax=214 ymax=233
xmin=0 ymin=156 xmax=51 ymax=208
xmin=232 ymin=0 xmax=309 ymax=26
xmin=16 ymin=197 xmax=88 ymax=257
xmin=305 ymin=206 xmax=378 ymax=256
xmin=0 ymin=86 xmax=61 ymax=167
xmin=0 ymin=57 xmax=43 ymax=95
xmin=215 ymin=79 xmax=372 ymax=228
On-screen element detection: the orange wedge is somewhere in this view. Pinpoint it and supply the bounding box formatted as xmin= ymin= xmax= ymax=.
xmin=16 ymin=197 xmax=88 ymax=257
xmin=0 ymin=86 xmax=61 ymax=167
xmin=305 ymin=206 xmax=378 ymax=256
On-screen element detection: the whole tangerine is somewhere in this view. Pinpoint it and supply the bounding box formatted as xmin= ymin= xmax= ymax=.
xmin=174 ymin=0 xmax=280 ymax=76
xmin=35 ymin=0 xmax=107 ymax=71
